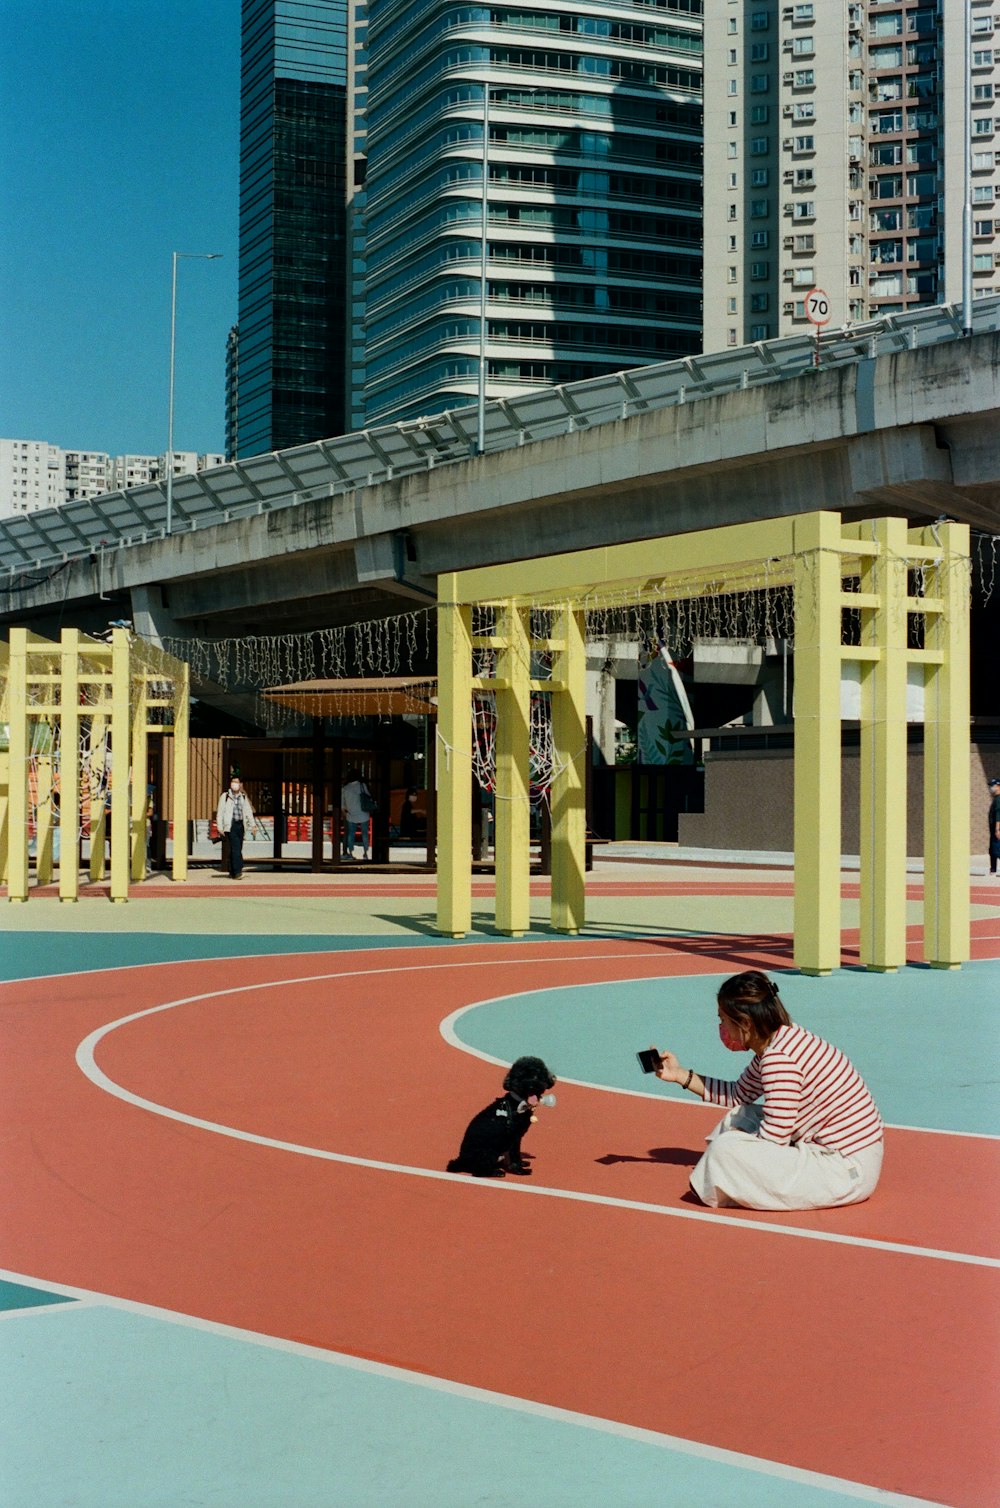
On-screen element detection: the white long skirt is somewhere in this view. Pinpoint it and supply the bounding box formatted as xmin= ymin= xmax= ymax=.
xmin=689 ymin=1103 xmax=884 ymax=1212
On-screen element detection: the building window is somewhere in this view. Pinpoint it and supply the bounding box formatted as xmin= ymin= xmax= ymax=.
xmin=792 ymin=267 xmax=814 ymax=287
xmin=792 ymin=201 xmax=815 ymax=220
xmin=973 ymin=84 xmax=995 ymax=102
xmin=794 ymin=4 xmax=814 ymax=20
xmin=750 ymin=323 xmax=769 ymax=341
xmin=751 ymin=230 xmax=769 ymax=247
xmin=795 ymin=168 xmax=816 ymax=186
xmin=750 ymin=105 xmax=770 ymax=123
xmin=973 ymin=151 xmax=995 ymax=170
xmin=728 ymin=266 xmax=738 ymax=283
xmin=973 ymin=185 xmax=995 ymax=203
xmin=750 ymin=293 xmax=769 ymax=312
xmin=974 ymin=218 xmax=994 ymax=237
xmin=751 ymin=168 xmax=769 ymax=186
xmin=728 ymin=49 xmax=738 ymax=64
xmin=972 ymin=49 xmax=994 ymax=68
xmin=728 ymin=296 xmax=738 ymax=312
xmin=793 ymin=103 xmax=814 ymax=121
xmin=750 ymin=12 xmax=769 ymax=30
xmin=751 ymin=197 xmax=769 ymax=216
xmin=794 ymin=135 xmax=815 ymax=153
xmin=750 ymin=136 xmax=769 ymax=155
xmin=728 ymin=235 xmax=738 ymax=251
xmin=728 ymin=17 xmax=737 ymax=33
xmin=794 ymin=70 xmax=815 ymax=88
xmin=728 ymin=79 xmax=738 ymax=96
xmin=750 ymin=74 xmax=770 ymax=93
xmin=728 ymin=328 xmax=738 ymax=345
xmin=793 ymin=234 xmax=815 ymax=252
xmin=974 ymin=253 xmax=994 ymax=272
xmin=751 ymin=42 xmax=770 ymax=61
xmin=728 ymin=203 xmax=738 ymax=220
xmin=750 ymin=260 xmax=769 ymax=280
xmin=729 ymin=111 xmax=738 ymax=126
xmin=792 ymin=36 xmax=814 ymax=56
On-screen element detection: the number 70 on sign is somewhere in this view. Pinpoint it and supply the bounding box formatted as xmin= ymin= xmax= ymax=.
xmin=804 ymin=287 xmax=831 ymax=326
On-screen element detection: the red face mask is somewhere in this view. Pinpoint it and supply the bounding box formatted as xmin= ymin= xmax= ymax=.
xmin=718 ymin=1018 xmax=745 ymax=1052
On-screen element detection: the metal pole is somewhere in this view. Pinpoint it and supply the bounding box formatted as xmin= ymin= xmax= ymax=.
xmin=166 ymin=252 xmax=178 ymax=535
xmin=477 ymin=85 xmax=490 ymax=456
xmin=962 ymin=0 xmax=973 ymax=335
xmin=166 ymin=251 xmax=222 ymax=535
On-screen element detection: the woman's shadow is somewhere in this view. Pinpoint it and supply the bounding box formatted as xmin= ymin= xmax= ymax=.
xmin=596 ymin=1147 xmax=699 ymax=1169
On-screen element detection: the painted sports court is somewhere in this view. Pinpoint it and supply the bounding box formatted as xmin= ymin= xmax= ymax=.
xmin=2 ymin=852 xmax=999 ymax=1507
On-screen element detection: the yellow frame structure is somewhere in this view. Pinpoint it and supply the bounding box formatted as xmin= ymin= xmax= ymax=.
xmin=436 ymin=511 xmax=970 ymax=973
xmin=2 ymin=627 xmax=190 ymax=902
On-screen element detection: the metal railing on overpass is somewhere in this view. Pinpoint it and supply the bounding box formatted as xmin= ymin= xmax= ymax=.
xmin=2 ymin=295 xmax=998 ymax=580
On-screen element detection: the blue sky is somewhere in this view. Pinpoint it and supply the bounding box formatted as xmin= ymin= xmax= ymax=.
xmin=1 ymin=1 xmax=240 ymax=457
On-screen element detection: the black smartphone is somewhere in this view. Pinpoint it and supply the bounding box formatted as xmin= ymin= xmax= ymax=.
xmin=636 ymin=1048 xmax=662 ymax=1074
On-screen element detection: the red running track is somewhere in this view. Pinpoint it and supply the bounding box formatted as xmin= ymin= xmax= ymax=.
xmin=3 ymin=937 xmax=999 ymax=1504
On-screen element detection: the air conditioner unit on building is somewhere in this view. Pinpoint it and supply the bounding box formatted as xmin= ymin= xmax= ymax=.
xmin=783 ymin=137 xmax=794 ymax=148
xmin=783 ymin=302 xmax=795 ymax=314
xmin=783 ymin=72 xmax=795 ymax=84
xmin=782 ymin=104 xmax=794 ymax=117
xmin=783 ymin=236 xmax=795 ymax=248
xmin=783 ymin=171 xmax=795 ymax=182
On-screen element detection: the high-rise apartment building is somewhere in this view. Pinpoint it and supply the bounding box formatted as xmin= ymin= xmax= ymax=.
xmin=362 ymin=0 xmax=704 ymax=426
xmin=0 ymin=440 xmax=65 ymax=516
xmin=0 ymin=444 xmax=224 ymax=518
xmin=704 ymin=1 xmax=999 ymax=349
xmin=234 ymin=0 xmax=350 ymax=458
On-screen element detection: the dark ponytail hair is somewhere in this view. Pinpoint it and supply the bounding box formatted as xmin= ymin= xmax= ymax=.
xmin=717 ymin=970 xmax=791 ymax=1037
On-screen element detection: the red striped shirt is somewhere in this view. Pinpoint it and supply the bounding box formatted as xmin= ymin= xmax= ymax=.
xmin=702 ymin=1023 xmax=883 ymax=1157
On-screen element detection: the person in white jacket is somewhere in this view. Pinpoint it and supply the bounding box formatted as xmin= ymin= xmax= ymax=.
xmin=341 ymin=769 xmax=372 ymax=860
xmin=216 ymin=776 xmax=256 ymax=879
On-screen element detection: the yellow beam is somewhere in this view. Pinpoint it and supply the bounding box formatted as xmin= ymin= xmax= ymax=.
xmin=59 ymin=629 xmax=81 ymax=901
xmin=793 ymin=513 xmax=843 ymax=975
xmin=131 ymin=671 xmax=149 ymax=882
xmin=921 ymin=522 xmax=971 ymax=967
xmin=494 ymin=603 xmax=531 ymax=936
xmin=6 ymin=629 xmax=29 ymax=900
xmin=109 ymin=628 xmax=131 ymax=902
xmin=436 ymin=576 xmax=473 ymax=936
xmin=451 ymin=516 xmax=804 ymax=606
xmin=550 ymin=606 xmax=587 ymax=934
xmin=171 ymin=658 xmax=190 ymax=882
xmin=858 ymin=517 xmax=908 ymax=971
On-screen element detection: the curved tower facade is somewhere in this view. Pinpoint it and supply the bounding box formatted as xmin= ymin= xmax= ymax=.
xmin=363 ymin=0 xmax=704 ymax=425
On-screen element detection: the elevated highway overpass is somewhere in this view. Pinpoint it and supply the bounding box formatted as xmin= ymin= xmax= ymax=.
xmin=2 ymin=299 xmax=998 ymax=650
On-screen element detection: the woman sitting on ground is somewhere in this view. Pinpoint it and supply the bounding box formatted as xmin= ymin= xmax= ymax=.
xmin=652 ymin=969 xmax=884 ymax=1212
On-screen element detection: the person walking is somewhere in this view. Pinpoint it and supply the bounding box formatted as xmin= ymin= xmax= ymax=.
xmin=989 ymin=777 xmax=1000 ymax=877
xmin=216 ymin=775 xmax=256 ymax=880
xmin=341 ymin=769 xmax=373 ymax=860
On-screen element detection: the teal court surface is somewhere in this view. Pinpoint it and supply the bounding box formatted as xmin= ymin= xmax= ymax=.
xmin=2 ymin=857 xmax=999 ymax=1508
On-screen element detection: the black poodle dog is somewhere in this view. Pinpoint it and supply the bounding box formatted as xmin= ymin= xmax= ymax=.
xmin=446 ymin=1056 xmax=557 ymax=1178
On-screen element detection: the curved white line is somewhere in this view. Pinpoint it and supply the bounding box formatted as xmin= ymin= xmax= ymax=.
xmin=72 ymin=959 xmax=1000 ymax=1267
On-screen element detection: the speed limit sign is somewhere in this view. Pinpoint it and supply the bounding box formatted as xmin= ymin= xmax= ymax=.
xmin=804 ymin=287 xmax=831 ymax=326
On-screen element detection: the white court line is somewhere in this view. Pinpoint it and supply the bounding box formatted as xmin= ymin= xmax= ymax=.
xmin=0 ymin=1264 xmax=948 ymax=1507
xmin=73 ymin=960 xmax=1000 ymax=1268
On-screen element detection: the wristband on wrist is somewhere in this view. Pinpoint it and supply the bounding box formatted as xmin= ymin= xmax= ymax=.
xmin=682 ymin=1067 xmax=694 ymax=1091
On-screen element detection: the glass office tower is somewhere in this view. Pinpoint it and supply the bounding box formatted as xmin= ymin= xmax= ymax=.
xmin=362 ymin=0 xmax=704 ymax=425
xmin=234 ymin=0 xmax=350 ymax=458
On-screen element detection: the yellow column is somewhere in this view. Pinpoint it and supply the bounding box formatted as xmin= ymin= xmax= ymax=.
xmin=171 ymin=659 xmax=190 ymax=882
xmin=436 ymin=576 xmax=473 ymax=936
xmin=495 ymin=602 xmax=532 ymax=936
xmin=6 ymin=628 xmax=30 ymax=901
xmin=793 ymin=512 xmax=843 ymax=975
xmin=109 ymin=628 xmax=131 ymax=902
xmin=922 ymin=522 xmax=971 ymax=968
xmin=131 ymin=675 xmax=149 ymax=881
xmin=59 ymin=629 xmax=81 ymax=901
xmin=35 ymin=746 xmax=54 ymax=886
xmin=858 ymin=517 xmax=908 ymax=970
xmin=550 ymin=605 xmax=587 ymax=934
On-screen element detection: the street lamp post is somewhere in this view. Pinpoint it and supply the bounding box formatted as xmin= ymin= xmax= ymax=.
xmin=477 ymin=85 xmax=490 ymax=456
xmin=166 ymin=251 xmax=222 ymax=534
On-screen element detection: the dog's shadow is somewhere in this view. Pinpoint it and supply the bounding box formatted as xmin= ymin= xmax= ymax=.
xmin=595 ymin=1147 xmax=699 ymax=1169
